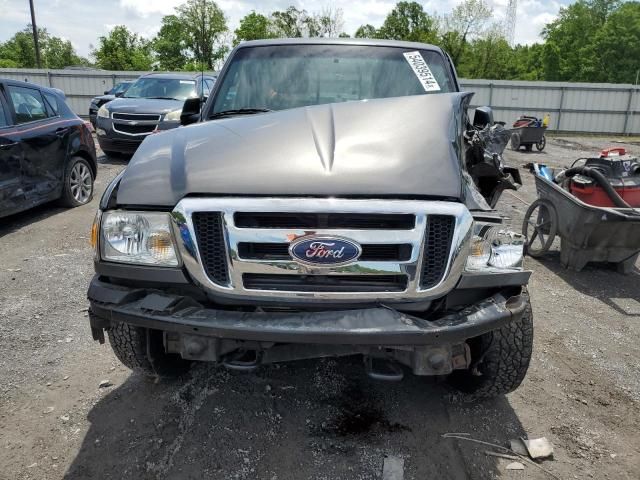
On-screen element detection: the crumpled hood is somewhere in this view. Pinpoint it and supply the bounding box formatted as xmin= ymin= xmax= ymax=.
xmin=116 ymin=93 xmax=471 ymax=207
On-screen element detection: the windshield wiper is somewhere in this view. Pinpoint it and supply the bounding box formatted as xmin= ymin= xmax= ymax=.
xmin=146 ymin=96 xmax=179 ymax=100
xmin=210 ymin=108 xmax=272 ymax=119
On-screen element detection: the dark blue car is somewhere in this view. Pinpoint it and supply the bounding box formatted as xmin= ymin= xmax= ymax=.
xmin=0 ymin=79 xmax=97 ymax=219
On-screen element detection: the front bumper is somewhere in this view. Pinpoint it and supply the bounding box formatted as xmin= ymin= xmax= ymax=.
xmin=88 ymin=276 xmax=526 ymax=346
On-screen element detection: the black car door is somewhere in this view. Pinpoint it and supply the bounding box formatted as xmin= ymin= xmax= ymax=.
xmin=5 ymin=84 xmax=67 ymax=200
xmin=0 ymin=87 xmax=24 ymax=214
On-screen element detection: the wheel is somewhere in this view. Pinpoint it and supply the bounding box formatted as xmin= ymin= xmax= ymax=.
xmin=536 ymin=135 xmax=546 ymax=151
xmin=522 ymin=199 xmax=558 ymax=257
xmin=448 ymin=291 xmax=533 ymax=401
xmin=108 ymin=322 xmax=191 ymax=377
xmin=59 ymin=156 xmax=94 ymax=207
xmin=510 ymin=132 xmax=521 ymax=151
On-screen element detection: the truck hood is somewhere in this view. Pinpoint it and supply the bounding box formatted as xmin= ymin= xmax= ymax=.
xmin=116 ymin=93 xmax=471 ymax=207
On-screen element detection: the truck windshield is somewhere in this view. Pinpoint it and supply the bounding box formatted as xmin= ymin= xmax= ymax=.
xmin=210 ymin=44 xmax=455 ymax=116
xmin=124 ymin=78 xmax=197 ymax=101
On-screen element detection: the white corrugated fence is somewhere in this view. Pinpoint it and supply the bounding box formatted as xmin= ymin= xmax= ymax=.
xmin=1 ymin=68 xmax=639 ymax=135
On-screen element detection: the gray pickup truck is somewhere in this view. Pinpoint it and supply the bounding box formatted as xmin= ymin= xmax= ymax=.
xmin=88 ymin=39 xmax=532 ymax=400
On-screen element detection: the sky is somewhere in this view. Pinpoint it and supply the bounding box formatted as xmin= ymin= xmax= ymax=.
xmin=0 ymin=0 xmax=571 ymax=58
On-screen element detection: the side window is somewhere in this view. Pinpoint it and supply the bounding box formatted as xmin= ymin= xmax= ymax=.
xmin=205 ymin=79 xmax=215 ymax=95
xmin=7 ymin=86 xmax=49 ymax=124
xmin=0 ymin=99 xmax=8 ymax=127
xmin=44 ymin=93 xmax=60 ymax=116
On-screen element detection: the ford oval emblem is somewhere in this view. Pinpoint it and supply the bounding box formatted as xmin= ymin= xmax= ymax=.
xmin=289 ymin=236 xmax=362 ymax=266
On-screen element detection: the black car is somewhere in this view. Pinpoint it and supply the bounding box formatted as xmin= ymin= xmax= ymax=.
xmin=0 ymin=79 xmax=97 ymax=219
xmin=95 ymin=73 xmax=215 ymax=156
xmin=88 ymin=81 xmax=132 ymax=127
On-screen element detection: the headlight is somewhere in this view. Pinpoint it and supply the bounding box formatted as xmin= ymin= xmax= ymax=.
xmin=465 ymin=223 xmax=524 ymax=272
xmin=97 ymin=105 xmax=110 ymax=119
xmin=163 ymin=109 xmax=182 ymax=122
xmin=100 ymin=211 xmax=179 ymax=266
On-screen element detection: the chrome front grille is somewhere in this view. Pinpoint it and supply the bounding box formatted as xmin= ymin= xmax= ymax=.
xmin=111 ymin=112 xmax=161 ymax=136
xmin=172 ymin=198 xmax=473 ymax=301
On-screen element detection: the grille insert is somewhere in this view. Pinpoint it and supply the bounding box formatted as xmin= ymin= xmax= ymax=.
xmin=112 ymin=113 xmax=161 ymax=121
xmin=192 ymin=212 xmax=229 ymax=285
xmin=243 ymin=274 xmax=408 ymax=292
xmin=234 ymin=212 xmax=415 ymax=230
xmin=237 ymin=242 xmax=412 ymax=261
xmin=421 ymin=215 xmax=455 ymax=289
xmin=113 ymin=123 xmax=157 ymax=135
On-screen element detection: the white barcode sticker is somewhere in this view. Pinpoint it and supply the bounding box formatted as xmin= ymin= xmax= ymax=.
xmin=403 ymin=51 xmax=441 ymax=92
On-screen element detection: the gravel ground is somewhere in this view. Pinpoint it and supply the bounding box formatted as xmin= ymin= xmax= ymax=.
xmin=0 ymin=135 xmax=639 ymax=480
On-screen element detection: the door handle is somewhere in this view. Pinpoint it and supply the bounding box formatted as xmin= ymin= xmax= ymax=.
xmin=55 ymin=127 xmax=69 ymax=137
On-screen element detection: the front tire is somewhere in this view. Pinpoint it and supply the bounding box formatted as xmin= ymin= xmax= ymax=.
xmin=59 ymin=156 xmax=94 ymax=207
xmin=448 ymin=292 xmax=533 ymax=401
xmin=108 ymin=322 xmax=191 ymax=377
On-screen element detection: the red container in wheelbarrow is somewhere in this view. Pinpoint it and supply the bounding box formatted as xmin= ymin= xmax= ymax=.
xmin=523 ymin=163 xmax=640 ymax=273
xmin=569 ymin=148 xmax=640 ymax=208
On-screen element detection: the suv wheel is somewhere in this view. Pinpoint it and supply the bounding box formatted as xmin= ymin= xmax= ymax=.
xmin=108 ymin=322 xmax=191 ymax=377
xmin=59 ymin=156 xmax=94 ymax=207
xmin=448 ymin=292 xmax=533 ymax=401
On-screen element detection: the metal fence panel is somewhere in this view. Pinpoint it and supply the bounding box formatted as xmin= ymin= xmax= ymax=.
xmin=1 ymin=68 xmax=639 ymax=134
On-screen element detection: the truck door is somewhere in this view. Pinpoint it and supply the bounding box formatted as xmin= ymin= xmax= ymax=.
xmin=0 ymin=90 xmax=24 ymax=214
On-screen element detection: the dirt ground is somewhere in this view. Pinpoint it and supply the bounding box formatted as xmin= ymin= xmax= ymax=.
xmin=0 ymin=135 xmax=639 ymax=480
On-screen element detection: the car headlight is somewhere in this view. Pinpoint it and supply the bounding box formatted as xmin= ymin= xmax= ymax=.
xmin=97 ymin=105 xmax=110 ymax=119
xmin=100 ymin=211 xmax=179 ymax=266
xmin=163 ymin=109 xmax=182 ymax=122
xmin=465 ymin=223 xmax=524 ymax=272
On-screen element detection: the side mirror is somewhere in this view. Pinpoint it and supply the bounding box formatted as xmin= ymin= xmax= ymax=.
xmin=180 ymin=97 xmax=201 ymax=126
xmin=473 ymin=106 xmax=494 ymax=128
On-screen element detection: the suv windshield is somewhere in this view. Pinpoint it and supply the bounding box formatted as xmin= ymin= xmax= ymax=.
xmin=124 ymin=77 xmax=197 ymax=101
xmin=110 ymin=82 xmax=131 ymax=95
xmin=211 ymin=44 xmax=455 ymax=116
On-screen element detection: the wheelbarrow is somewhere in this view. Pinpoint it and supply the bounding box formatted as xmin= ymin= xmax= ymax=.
xmin=522 ymin=164 xmax=640 ymax=273
xmin=510 ymin=125 xmax=547 ymax=152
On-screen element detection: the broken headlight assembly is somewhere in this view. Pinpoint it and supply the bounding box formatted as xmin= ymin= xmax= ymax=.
xmin=100 ymin=211 xmax=179 ymax=266
xmin=465 ymin=223 xmax=525 ymax=272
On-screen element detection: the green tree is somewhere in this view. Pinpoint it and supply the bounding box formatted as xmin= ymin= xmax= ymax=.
xmin=591 ymin=1 xmax=640 ymax=83
xmin=509 ymin=43 xmax=545 ymax=81
xmin=153 ymin=15 xmax=190 ymax=70
xmin=0 ymin=25 xmax=86 ymax=69
xmin=234 ymin=11 xmax=273 ymax=45
xmin=354 ymin=24 xmax=378 ymax=38
xmin=541 ymin=0 xmax=620 ymax=81
xmin=176 ymin=0 xmax=228 ymax=69
xmin=377 ymin=1 xmax=437 ymax=43
xmin=440 ymin=0 xmax=492 ymax=65
xmin=270 ymin=6 xmax=309 ymax=37
xmin=92 ymin=25 xmax=153 ymax=70
xmin=541 ymin=40 xmax=562 ymax=81
xmin=461 ymin=29 xmax=513 ymax=79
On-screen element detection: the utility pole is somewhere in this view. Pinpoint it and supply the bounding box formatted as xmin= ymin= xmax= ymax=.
xmin=29 ymin=0 xmax=42 ymax=68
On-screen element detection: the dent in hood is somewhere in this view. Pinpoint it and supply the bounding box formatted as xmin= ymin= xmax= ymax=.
xmin=116 ymin=93 xmax=473 ymax=207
